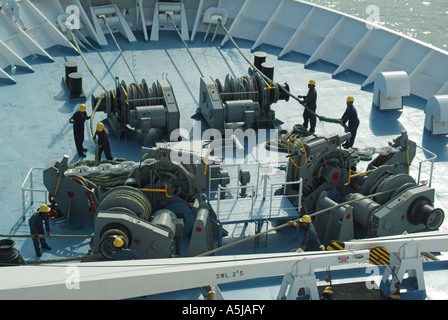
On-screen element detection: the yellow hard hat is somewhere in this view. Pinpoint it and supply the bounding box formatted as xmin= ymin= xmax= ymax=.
xmin=40 ymin=204 xmax=51 ymax=213
xmin=309 ymin=80 xmax=316 ymax=86
xmin=347 ymin=96 xmax=355 ymax=102
xmin=79 ymin=104 xmax=87 ymax=112
xmin=323 ymin=286 xmax=334 ymax=295
xmin=299 ymin=215 xmax=312 ymax=223
xmin=113 ymin=237 xmax=124 ymax=248
xmin=97 ymin=122 xmax=105 ymax=132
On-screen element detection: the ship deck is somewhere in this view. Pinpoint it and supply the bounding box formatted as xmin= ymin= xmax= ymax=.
xmin=1 ymin=29 xmax=448 ymax=299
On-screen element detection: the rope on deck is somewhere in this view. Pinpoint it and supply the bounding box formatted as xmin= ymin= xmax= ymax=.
xmin=100 ymin=15 xmax=138 ymax=84
xmin=68 ymin=29 xmax=111 ymax=164
xmin=0 ymin=254 xmax=103 ymax=266
xmin=0 ymin=234 xmax=93 ymax=239
xmin=196 ymin=187 xmax=399 ymax=257
xmin=167 ymin=12 xmax=205 ymax=78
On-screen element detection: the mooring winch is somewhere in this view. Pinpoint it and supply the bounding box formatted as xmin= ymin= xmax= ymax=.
xmin=43 ymin=140 xmax=228 ymax=259
xmin=198 ymin=73 xmax=290 ymax=130
xmin=91 ymin=77 xmax=180 ymax=138
xmin=282 ymin=131 xmax=444 ymax=242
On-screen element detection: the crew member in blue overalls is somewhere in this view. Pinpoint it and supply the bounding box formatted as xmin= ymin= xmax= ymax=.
xmin=111 ymin=237 xmax=139 ymax=260
xmin=288 ymin=215 xmax=321 ymax=252
xmin=298 ymin=80 xmax=318 ymax=134
xmin=70 ymin=104 xmax=91 ymax=157
xmin=93 ymin=122 xmax=113 ymax=161
xmin=341 ymin=96 xmax=360 ymax=149
xmin=29 ymin=205 xmax=52 ymax=257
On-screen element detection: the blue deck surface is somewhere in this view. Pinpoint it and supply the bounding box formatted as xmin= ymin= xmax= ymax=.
xmin=1 ymin=31 xmax=448 ymax=299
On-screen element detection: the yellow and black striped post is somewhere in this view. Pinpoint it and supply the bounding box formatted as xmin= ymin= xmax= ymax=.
xmin=325 ymin=240 xmax=345 ymax=251
xmin=369 ymin=246 xmax=390 ymax=265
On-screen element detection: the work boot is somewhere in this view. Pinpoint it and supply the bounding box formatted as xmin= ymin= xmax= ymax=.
xmin=41 ymin=244 xmax=52 ymax=250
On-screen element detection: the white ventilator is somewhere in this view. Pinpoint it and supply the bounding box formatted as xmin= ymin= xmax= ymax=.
xmin=373 ymin=71 xmax=410 ymax=111
xmin=425 ymin=95 xmax=448 ymax=135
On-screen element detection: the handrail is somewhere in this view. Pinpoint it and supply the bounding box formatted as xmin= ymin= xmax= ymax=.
xmin=210 ymin=161 xmax=301 ymax=223
xmin=414 ymin=145 xmax=437 ymax=187
xmin=269 ymin=179 xmax=303 ymax=219
xmin=216 ymin=184 xmax=256 ymax=221
xmin=21 ymin=167 xmax=48 ymax=221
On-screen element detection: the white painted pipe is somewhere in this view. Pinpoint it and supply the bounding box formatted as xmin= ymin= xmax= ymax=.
xmin=100 ymin=16 xmax=120 ymax=25
xmin=93 ymin=6 xmax=116 ymax=16
xmin=158 ymin=3 xmax=181 ymax=12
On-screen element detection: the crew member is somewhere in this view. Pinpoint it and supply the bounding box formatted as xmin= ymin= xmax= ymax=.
xmin=93 ymin=122 xmax=113 ymax=161
xmin=288 ymin=215 xmax=321 ymax=252
xmin=29 ymin=204 xmax=52 ymax=257
xmin=0 ymin=0 xmax=26 ymax=30
xmin=70 ymin=104 xmax=91 ymax=157
xmin=111 ymin=237 xmax=139 ymax=260
xmin=298 ymin=80 xmax=317 ymax=134
xmin=341 ymin=96 xmax=360 ymax=149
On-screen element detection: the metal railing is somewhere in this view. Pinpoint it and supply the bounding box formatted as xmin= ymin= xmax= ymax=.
xmin=413 ymin=145 xmax=437 ymax=187
xmin=21 ymin=167 xmax=48 ymax=221
xmin=208 ymin=163 xmax=247 ymax=201
xmin=269 ymin=179 xmax=303 ymax=219
xmin=215 ymin=184 xmax=256 ymax=222
xmin=209 ymin=162 xmax=303 ymax=223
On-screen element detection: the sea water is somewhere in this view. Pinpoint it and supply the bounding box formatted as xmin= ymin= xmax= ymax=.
xmin=308 ymin=0 xmax=447 ymax=50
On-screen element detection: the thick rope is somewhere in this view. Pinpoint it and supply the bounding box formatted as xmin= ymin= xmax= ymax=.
xmin=68 ymin=29 xmax=112 ymax=164
xmin=265 ymin=124 xmax=311 ymax=152
xmin=25 ymin=254 xmax=103 ymax=265
xmin=0 ymin=254 xmax=103 ymax=266
xmin=0 ymin=234 xmax=93 ymax=239
xmin=68 ymin=29 xmax=108 ymax=94
xmin=196 ymin=187 xmax=398 ymax=257
xmin=100 ymin=15 xmax=138 ymax=84
xmin=68 ymin=158 xmax=131 ymax=187
xmin=167 ymin=13 xmax=205 ymax=78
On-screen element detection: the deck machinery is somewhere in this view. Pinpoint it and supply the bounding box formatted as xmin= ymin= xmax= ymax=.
xmin=91 ymin=77 xmax=180 ymax=138
xmin=284 ymin=131 xmax=444 ymax=245
xmin=43 ymin=140 xmax=225 ymax=259
xmin=198 ymin=73 xmax=290 ymax=131
xmin=42 ymin=130 xmax=444 ymax=260
xmin=90 ymin=72 xmax=289 ymax=139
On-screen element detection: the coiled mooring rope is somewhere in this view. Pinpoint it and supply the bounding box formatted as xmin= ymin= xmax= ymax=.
xmin=265 ymin=124 xmax=311 ymax=152
xmin=68 ymin=158 xmax=132 ymax=187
